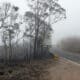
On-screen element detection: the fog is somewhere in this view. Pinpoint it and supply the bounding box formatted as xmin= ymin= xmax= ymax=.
xmin=52 ymin=0 xmax=80 ymax=44
xmin=0 ymin=0 xmax=80 ymax=45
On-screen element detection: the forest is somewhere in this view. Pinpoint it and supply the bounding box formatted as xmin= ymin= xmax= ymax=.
xmin=0 ymin=0 xmax=66 ymax=65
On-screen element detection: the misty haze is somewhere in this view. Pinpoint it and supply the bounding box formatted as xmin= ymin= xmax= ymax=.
xmin=0 ymin=0 xmax=79 ymax=80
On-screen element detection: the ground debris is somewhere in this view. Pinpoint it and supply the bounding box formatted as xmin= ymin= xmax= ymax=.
xmin=0 ymin=58 xmax=57 ymax=80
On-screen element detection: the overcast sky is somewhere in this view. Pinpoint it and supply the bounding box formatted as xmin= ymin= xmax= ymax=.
xmin=0 ymin=0 xmax=80 ymax=45
xmin=53 ymin=0 xmax=80 ymax=44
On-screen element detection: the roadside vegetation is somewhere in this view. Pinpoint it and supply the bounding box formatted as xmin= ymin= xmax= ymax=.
xmin=57 ymin=37 xmax=80 ymax=53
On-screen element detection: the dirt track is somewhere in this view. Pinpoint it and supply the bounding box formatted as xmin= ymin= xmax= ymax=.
xmin=48 ymin=58 xmax=80 ymax=80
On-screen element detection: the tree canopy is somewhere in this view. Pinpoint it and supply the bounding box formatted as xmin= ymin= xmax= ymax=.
xmin=0 ymin=0 xmax=66 ymax=64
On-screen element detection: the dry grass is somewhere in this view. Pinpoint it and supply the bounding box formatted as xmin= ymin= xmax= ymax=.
xmin=0 ymin=58 xmax=59 ymax=80
xmin=0 ymin=57 xmax=80 ymax=80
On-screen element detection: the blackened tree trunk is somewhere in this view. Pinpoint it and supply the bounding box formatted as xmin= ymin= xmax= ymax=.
xmin=3 ymin=34 xmax=8 ymax=64
xmin=8 ymin=30 xmax=12 ymax=64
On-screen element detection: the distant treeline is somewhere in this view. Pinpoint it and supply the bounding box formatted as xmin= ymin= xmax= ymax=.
xmin=57 ymin=37 xmax=80 ymax=53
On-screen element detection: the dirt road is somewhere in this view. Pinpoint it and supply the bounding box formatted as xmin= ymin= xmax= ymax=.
xmin=48 ymin=58 xmax=80 ymax=80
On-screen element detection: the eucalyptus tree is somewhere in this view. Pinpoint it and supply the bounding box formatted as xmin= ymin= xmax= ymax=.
xmin=23 ymin=11 xmax=53 ymax=60
xmin=23 ymin=12 xmax=36 ymax=61
xmin=0 ymin=3 xmax=20 ymax=63
xmin=23 ymin=11 xmax=59 ymax=59
xmin=27 ymin=0 xmax=66 ymax=58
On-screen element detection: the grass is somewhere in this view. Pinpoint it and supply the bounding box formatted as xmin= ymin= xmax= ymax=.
xmin=0 ymin=57 xmax=59 ymax=80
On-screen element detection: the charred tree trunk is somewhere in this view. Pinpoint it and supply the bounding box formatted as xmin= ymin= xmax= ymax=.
xmin=3 ymin=34 xmax=8 ymax=64
xmin=33 ymin=0 xmax=40 ymax=59
xmin=8 ymin=30 xmax=12 ymax=64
